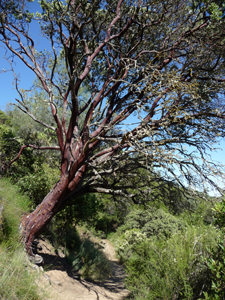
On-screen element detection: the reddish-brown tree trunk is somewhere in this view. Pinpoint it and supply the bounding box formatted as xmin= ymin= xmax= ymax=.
xmin=21 ymin=176 xmax=70 ymax=257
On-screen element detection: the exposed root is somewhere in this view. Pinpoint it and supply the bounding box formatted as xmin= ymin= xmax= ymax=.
xmin=28 ymin=253 xmax=44 ymax=265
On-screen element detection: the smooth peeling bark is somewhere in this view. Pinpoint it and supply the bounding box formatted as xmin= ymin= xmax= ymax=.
xmin=20 ymin=142 xmax=88 ymax=257
xmin=21 ymin=175 xmax=70 ymax=256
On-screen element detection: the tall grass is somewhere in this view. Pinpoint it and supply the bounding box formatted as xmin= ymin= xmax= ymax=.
xmin=0 ymin=245 xmax=41 ymax=300
xmin=0 ymin=177 xmax=32 ymax=243
xmin=0 ymin=177 xmax=41 ymax=299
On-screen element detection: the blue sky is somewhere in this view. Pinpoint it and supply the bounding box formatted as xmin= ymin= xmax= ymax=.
xmin=0 ymin=0 xmax=224 ymax=194
xmin=0 ymin=0 xmax=43 ymax=112
xmin=0 ymin=50 xmax=34 ymax=111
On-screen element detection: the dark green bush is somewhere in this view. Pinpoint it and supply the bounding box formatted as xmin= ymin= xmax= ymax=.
xmin=77 ymin=193 xmax=129 ymax=235
xmin=117 ymin=207 xmax=187 ymax=239
xmin=45 ymin=193 xmax=104 ymax=245
xmin=180 ymin=199 xmax=214 ymax=227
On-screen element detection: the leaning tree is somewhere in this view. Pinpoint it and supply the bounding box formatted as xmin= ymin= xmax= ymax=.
xmin=1 ymin=0 xmax=225 ymax=258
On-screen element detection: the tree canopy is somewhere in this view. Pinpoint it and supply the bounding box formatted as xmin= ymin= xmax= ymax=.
xmin=0 ymin=0 xmax=225 ymax=256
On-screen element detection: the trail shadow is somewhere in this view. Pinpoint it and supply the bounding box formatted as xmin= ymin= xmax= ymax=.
xmin=85 ymin=261 xmax=128 ymax=293
xmin=34 ymin=238 xmax=130 ymax=299
xmin=33 ymin=238 xmax=73 ymax=275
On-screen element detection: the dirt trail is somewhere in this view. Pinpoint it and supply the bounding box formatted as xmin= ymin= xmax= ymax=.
xmin=36 ymin=237 xmax=130 ymax=300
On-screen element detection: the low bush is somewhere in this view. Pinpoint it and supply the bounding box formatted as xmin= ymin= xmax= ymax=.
xmin=16 ymin=163 xmax=59 ymax=207
xmin=114 ymin=207 xmax=221 ymax=300
xmin=117 ymin=207 xmax=187 ymax=239
xmin=44 ymin=193 xmax=104 ymax=248
xmin=202 ymin=198 xmax=225 ymax=300
xmin=115 ymin=210 xmax=220 ymax=299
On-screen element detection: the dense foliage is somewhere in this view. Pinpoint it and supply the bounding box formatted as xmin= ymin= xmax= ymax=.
xmin=113 ymin=206 xmax=221 ymax=300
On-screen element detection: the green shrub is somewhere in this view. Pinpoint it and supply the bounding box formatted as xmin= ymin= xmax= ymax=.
xmin=117 ymin=207 xmax=187 ymax=239
xmin=76 ymin=193 xmax=127 ymax=235
xmin=116 ymin=225 xmax=220 ymax=300
xmin=46 ymin=192 xmax=122 ymax=246
xmin=45 ymin=194 xmax=104 ymax=248
xmin=16 ymin=163 xmax=59 ymax=206
xmin=180 ymin=199 xmax=214 ymax=227
xmin=202 ymin=198 xmax=225 ymax=300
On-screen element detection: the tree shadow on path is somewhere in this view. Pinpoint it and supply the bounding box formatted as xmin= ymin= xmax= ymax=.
xmin=34 ymin=237 xmax=130 ymax=299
